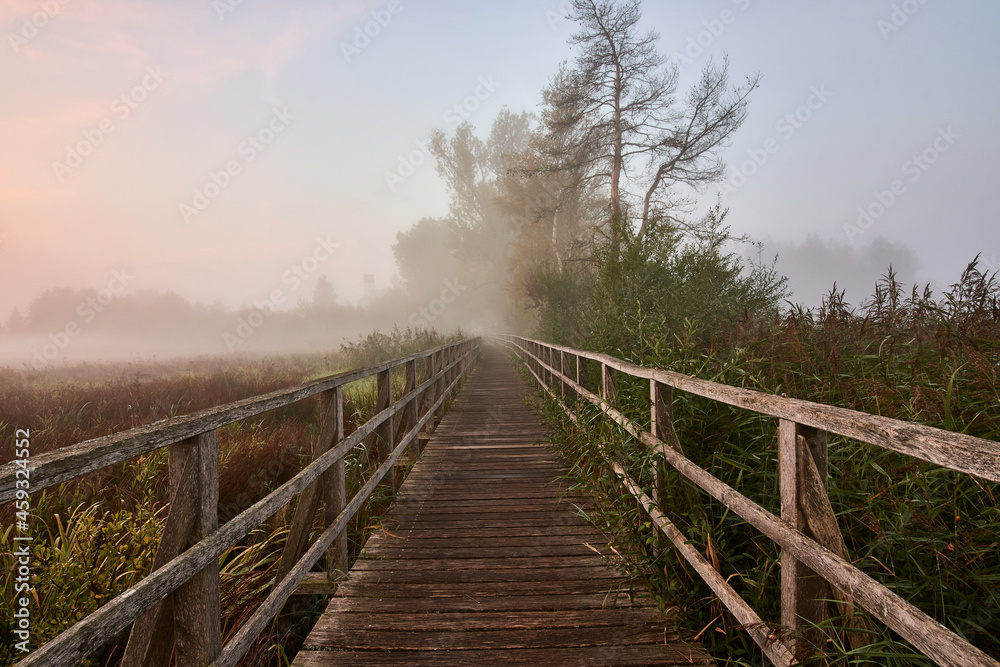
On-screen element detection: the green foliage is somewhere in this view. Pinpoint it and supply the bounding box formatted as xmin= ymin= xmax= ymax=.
xmin=525 ymin=256 xmax=1000 ymax=665
xmin=530 ymin=203 xmax=787 ymax=354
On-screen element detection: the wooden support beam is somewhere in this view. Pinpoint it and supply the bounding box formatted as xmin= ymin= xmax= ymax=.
xmin=650 ymin=380 xmax=672 ymax=558
xmin=421 ymin=353 xmax=435 ymax=437
xmin=276 ymin=387 xmax=347 ymax=585
xmin=173 ymin=431 xmax=221 ymax=666
xmin=780 ymin=419 xmax=830 ymax=656
xmin=602 ymin=363 xmax=618 ymax=408
xmin=122 ymin=432 xmax=220 ymax=667
xmin=401 ymin=359 xmax=418 ymax=457
xmin=323 ymin=387 xmax=348 ymax=579
xmin=375 ymin=368 xmax=395 ymax=493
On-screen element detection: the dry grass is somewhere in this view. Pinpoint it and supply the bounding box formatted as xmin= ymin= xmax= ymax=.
xmin=0 ymin=328 xmax=461 ymax=666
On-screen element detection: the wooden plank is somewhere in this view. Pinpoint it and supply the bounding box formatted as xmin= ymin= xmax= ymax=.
xmin=302 ymin=626 xmax=671 ymax=651
xmin=315 ymin=609 xmax=678 ymax=632
xmin=293 ymin=645 xmax=712 ymax=667
xmin=320 ymin=594 xmax=653 ymax=614
xmin=332 ymin=580 xmax=627 ymax=598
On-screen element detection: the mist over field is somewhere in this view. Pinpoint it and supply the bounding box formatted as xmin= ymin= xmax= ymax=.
xmin=1 ymin=0 xmax=997 ymax=367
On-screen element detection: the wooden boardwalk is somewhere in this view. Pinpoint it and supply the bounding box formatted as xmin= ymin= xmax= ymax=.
xmin=292 ymin=345 xmax=712 ymax=666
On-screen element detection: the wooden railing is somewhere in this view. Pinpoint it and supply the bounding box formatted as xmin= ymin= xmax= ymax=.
xmin=495 ymin=335 xmax=1000 ymax=667
xmin=1 ymin=338 xmax=480 ymax=667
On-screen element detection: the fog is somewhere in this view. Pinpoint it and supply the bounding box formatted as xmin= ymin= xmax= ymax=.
xmin=762 ymin=235 xmax=921 ymax=309
xmin=2 ymin=1 xmax=997 ymax=367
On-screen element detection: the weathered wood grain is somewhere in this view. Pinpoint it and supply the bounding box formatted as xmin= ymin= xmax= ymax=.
xmin=500 ymin=335 xmax=1000 ymax=482
xmin=290 ymin=347 xmax=711 ymax=667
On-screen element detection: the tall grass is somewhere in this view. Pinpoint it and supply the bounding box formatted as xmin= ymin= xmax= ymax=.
xmin=0 ymin=327 xmax=461 ymax=666
xmin=531 ymin=259 xmax=1000 ymax=665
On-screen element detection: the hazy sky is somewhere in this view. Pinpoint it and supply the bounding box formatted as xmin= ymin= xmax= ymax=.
xmin=2 ymin=0 xmax=998 ymax=317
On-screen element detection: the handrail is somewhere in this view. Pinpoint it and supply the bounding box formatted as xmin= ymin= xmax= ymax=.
xmin=9 ymin=338 xmax=481 ymax=667
xmin=495 ymin=334 xmax=999 ymax=667
xmin=502 ymin=336 xmax=1000 ymax=482
xmin=0 ymin=339 xmax=468 ymax=504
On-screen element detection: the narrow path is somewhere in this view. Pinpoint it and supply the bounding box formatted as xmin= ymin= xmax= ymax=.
xmin=291 ymin=345 xmax=712 ymax=666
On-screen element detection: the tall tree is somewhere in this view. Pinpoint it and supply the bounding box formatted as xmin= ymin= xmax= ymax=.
xmin=548 ymin=0 xmax=759 ymax=249
xmin=429 ymin=108 xmax=533 ymax=327
xmin=313 ymin=274 xmax=336 ymax=308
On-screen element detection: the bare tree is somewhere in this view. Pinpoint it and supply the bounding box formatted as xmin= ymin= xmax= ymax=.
xmin=548 ymin=0 xmax=759 ymax=249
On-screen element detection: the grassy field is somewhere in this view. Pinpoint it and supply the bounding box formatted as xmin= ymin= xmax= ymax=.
xmin=0 ymin=328 xmax=461 ymax=666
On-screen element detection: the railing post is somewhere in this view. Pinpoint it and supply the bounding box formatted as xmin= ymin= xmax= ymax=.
xmin=173 ymin=431 xmax=221 ymax=665
xmin=779 ymin=419 xmax=830 ymax=655
xmin=122 ymin=431 xmax=221 ymax=667
xmin=421 ymin=352 xmax=435 ymax=441
xmin=650 ymin=380 xmax=672 ymax=557
xmin=602 ymin=363 xmax=618 ymax=408
xmin=402 ymin=359 xmax=418 ymax=456
xmin=434 ymin=350 xmax=445 ymax=422
xmin=559 ymin=350 xmax=568 ymax=402
xmin=375 ymin=368 xmax=395 ymax=493
xmin=323 ymin=386 xmax=348 ymax=578
xmin=277 ymin=386 xmax=347 ymax=584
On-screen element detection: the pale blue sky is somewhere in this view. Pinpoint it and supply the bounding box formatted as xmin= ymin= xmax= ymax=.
xmin=1 ymin=0 xmax=997 ymax=315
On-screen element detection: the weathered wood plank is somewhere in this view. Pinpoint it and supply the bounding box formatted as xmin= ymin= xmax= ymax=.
xmin=292 ymin=645 xmax=712 ymax=667
xmin=302 ymin=626 xmax=672 ymax=651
